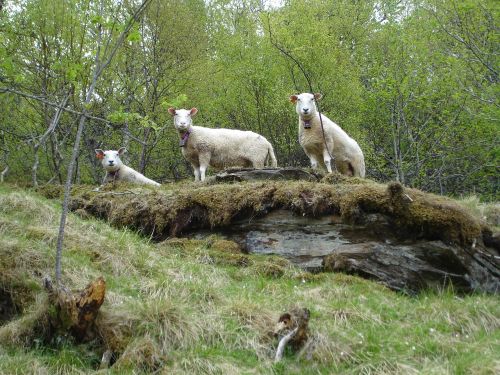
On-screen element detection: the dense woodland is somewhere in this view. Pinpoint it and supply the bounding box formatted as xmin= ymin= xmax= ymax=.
xmin=0 ymin=0 xmax=498 ymax=198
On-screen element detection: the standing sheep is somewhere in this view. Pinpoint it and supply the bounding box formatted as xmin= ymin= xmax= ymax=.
xmin=95 ymin=147 xmax=161 ymax=186
xmin=290 ymin=93 xmax=365 ymax=177
xmin=168 ymin=107 xmax=278 ymax=182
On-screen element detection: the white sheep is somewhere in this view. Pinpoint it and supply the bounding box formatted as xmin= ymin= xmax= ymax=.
xmin=290 ymin=93 xmax=365 ymax=177
xmin=168 ymin=107 xmax=278 ymax=182
xmin=95 ymin=147 xmax=161 ymax=186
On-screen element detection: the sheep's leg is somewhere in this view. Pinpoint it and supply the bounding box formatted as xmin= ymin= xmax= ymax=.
xmin=198 ymin=153 xmax=210 ymax=182
xmin=199 ymin=165 xmax=208 ymax=182
xmin=193 ymin=166 xmax=201 ymax=182
xmin=323 ymin=149 xmax=333 ymax=173
xmin=308 ymin=155 xmax=319 ymax=170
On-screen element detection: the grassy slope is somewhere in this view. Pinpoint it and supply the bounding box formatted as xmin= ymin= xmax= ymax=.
xmin=0 ymin=184 xmax=499 ymax=375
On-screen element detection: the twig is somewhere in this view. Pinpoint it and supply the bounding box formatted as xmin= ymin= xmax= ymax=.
xmin=275 ymin=327 xmax=299 ymax=363
xmin=95 ymin=189 xmax=138 ymax=196
xmin=404 ymin=193 xmax=413 ymax=202
xmin=0 ymin=87 xmax=109 ymax=123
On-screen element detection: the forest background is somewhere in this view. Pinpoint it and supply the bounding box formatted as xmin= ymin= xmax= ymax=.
xmin=0 ymin=0 xmax=498 ymax=199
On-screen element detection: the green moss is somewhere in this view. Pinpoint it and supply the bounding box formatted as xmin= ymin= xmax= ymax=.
xmin=35 ymin=177 xmax=486 ymax=246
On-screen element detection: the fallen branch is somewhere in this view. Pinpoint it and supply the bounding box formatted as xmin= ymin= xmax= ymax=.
xmin=94 ymin=189 xmax=139 ymax=196
xmin=273 ymin=307 xmax=311 ymax=362
xmin=275 ymin=327 xmax=299 ymax=362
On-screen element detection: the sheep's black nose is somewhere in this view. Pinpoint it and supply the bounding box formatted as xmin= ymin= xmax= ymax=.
xmin=108 ymin=161 xmax=114 ymax=165
xmin=303 ymin=108 xmax=309 ymax=113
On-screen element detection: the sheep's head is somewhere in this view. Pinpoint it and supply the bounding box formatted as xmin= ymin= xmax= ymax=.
xmin=95 ymin=148 xmax=126 ymax=171
xmin=168 ymin=107 xmax=198 ymax=132
xmin=289 ymin=93 xmax=322 ymax=120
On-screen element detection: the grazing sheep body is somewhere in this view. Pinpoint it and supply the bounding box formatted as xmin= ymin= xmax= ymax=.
xmin=290 ymin=93 xmax=365 ymax=177
xmin=95 ymin=148 xmax=160 ymax=186
xmin=169 ymin=108 xmax=278 ymax=182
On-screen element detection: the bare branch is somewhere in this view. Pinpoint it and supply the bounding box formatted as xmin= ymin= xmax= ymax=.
xmin=0 ymin=87 xmax=110 ymax=123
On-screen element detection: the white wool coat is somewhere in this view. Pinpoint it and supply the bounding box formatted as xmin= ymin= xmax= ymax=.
xmin=298 ymin=114 xmax=365 ymax=177
xmin=103 ymin=165 xmax=161 ymax=186
xmin=181 ymin=126 xmax=278 ymax=170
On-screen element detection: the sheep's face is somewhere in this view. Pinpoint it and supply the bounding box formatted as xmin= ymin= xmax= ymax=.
xmin=168 ymin=108 xmax=198 ymax=132
xmin=289 ymin=93 xmax=322 ymax=120
xmin=95 ymin=148 xmax=126 ymax=171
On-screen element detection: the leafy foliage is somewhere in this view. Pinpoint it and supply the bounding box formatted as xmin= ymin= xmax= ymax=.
xmin=0 ymin=0 xmax=498 ymax=198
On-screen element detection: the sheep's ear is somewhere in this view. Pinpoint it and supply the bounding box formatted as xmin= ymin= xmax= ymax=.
xmin=95 ymin=149 xmax=104 ymax=160
xmin=314 ymin=93 xmax=322 ymax=101
xmin=190 ymin=108 xmax=198 ymax=116
xmin=289 ymin=95 xmax=298 ymax=104
xmin=118 ymin=147 xmax=127 ymax=156
xmin=168 ymin=107 xmax=176 ymax=116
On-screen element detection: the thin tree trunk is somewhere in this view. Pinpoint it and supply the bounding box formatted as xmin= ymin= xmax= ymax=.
xmin=139 ymin=127 xmax=151 ymax=173
xmin=0 ymin=130 xmax=8 ymax=183
xmin=54 ymin=0 xmax=153 ymax=284
xmin=0 ymin=166 xmax=8 ymax=183
xmin=32 ymin=93 xmax=70 ymax=187
xmin=50 ymin=133 xmax=64 ymax=184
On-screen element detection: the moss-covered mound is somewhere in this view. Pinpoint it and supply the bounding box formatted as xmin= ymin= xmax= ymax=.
xmin=37 ymin=174 xmax=486 ymax=246
xmin=1 ymin=185 xmax=499 ymax=374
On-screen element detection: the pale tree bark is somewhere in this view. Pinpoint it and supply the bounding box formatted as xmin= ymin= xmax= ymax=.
xmin=0 ymin=131 xmax=8 ymax=183
xmin=32 ymin=92 xmax=71 ymax=187
xmin=54 ymin=0 xmax=153 ymax=284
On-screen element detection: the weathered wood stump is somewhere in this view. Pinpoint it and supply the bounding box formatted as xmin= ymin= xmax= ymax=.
xmin=44 ymin=276 xmax=106 ymax=342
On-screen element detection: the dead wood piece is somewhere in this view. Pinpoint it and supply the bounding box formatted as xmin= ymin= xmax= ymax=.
xmin=274 ymin=307 xmax=310 ymax=362
xmin=275 ymin=327 xmax=298 ymax=362
xmin=100 ymin=349 xmax=113 ymax=369
xmin=44 ymin=276 xmax=106 ymax=342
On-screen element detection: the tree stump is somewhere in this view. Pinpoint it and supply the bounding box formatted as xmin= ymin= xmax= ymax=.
xmin=44 ymin=276 xmax=106 ymax=342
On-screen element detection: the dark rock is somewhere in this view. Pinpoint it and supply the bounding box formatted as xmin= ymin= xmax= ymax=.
xmin=211 ymin=167 xmax=320 ymax=183
xmin=483 ymin=230 xmax=500 ymax=252
xmin=194 ymin=209 xmax=499 ymax=294
xmin=322 ymin=241 xmax=500 ymax=294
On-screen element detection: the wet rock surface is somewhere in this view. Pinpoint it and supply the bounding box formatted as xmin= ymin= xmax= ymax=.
xmin=195 ymin=210 xmax=500 ymax=294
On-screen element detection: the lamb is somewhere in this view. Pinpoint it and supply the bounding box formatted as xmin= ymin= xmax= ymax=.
xmin=95 ymin=147 xmax=161 ymax=187
xmin=290 ymin=93 xmax=365 ymax=178
xmin=168 ymin=107 xmax=278 ymax=182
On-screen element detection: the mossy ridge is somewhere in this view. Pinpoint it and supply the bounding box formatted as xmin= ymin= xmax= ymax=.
xmin=46 ymin=177 xmax=485 ymax=245
xmin=1 ymin=186 xmax=499 ymax=374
